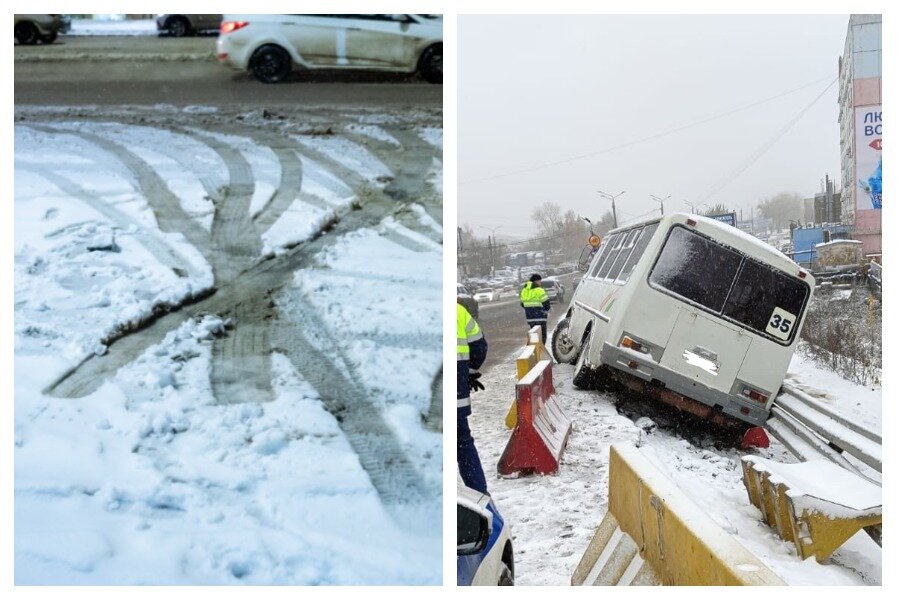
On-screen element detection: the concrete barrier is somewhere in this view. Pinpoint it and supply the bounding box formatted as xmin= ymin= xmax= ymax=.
xmin=572 ymin=444 xmax=784 ymax=586
xmin=498 ymin=359 xmax=571 ymax=476
xmin=741 ymin=456 xmax=882 ymax=562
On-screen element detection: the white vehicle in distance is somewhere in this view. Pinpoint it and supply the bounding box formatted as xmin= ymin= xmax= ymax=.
xmin=216 ymin=14 xmax=442 ymax=84
xmin=550 ymin=213 xmax=814 ymax=429
xmin=473 ymin=288 xmax=500 ymax=303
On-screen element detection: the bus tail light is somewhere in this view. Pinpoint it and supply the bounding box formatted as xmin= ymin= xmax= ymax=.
xmin=686 ymin=218 xmax=697 ymax=227
xmin=742 ymin=387 xmax=768 ymax=404
xmin=621 ymin=336 xmax=645 ymax=352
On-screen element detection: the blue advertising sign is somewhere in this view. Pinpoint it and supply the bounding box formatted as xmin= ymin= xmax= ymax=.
xmin=707 ymin=212 xmax=737 ymax=227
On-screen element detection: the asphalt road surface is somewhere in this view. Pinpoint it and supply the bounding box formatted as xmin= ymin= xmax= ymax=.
xmin=15 ymin=35 xmax=442 ymax=107
xmin=476 ymin=295 xmax=568 ymax=371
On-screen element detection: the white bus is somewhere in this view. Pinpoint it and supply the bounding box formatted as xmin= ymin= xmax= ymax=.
xmin=550 ymin=213 xmax=815 ymax=428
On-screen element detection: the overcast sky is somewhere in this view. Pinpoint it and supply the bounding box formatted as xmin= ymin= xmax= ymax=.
xmin=459 ymin=14 xmax=850 ymax=238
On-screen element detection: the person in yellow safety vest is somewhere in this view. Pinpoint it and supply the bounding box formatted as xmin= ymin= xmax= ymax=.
xmin=520 ymin=273 xmax=551 ymax=343
xmin=457 ymin=301 xmax=488 ymax=494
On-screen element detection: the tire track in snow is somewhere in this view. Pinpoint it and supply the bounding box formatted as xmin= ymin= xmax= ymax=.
xmin=175 ymin=128 xmax=273 ymax=405
xmin=15 ymin=161 xmax=205 ymax=281
xmin=275 ymin=283 xmax=432 ymax=505
xmin=28 ymin=125 xmax=215 ymax=267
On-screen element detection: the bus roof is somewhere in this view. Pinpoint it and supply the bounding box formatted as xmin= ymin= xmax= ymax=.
xmin=609 ymin=213 xmax=807 ymax=278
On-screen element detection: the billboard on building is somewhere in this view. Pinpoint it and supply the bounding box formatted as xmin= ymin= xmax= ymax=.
xmin=855 ymin=105 xmax=882 ymax=210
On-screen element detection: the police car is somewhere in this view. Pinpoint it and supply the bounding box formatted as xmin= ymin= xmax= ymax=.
xmin=457 ymin=481 xmax=514 ymax=585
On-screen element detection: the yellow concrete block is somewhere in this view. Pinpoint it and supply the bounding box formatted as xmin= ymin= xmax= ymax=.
xmin=741 ymin=456 xmax=882 ymax=563
xmin=573 ymin=445 xmax=784 ymax=586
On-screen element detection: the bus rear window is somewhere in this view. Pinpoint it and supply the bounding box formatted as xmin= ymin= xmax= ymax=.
xmin=723 ymin=260 xmax=808 ymax=340
xmin=648 ymin=226 xmax=742 ymax=313
xmin=648 ymin=225 xmax=809 ymax=344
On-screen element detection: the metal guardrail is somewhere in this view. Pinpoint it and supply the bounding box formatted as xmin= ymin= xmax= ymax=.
xmin=768 ymin=383 xmax=881 ymax=474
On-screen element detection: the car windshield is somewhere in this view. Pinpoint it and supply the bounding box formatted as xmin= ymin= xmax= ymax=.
xmin=476 ymin=289 xmax=491 ymax=294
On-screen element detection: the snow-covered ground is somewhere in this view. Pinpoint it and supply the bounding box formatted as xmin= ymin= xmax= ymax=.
xmin=469 ymin=348 xmax=882 ymax=585
xmin=14 ymin=109 xmax=443 ymax=584
xmin=69 ymin=18 xmax=157 ymax=36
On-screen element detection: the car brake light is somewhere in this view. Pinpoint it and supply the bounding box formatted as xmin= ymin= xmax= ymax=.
xmin=221 ymin=21 xmax=249 ymax=34
xmin=742 ymin=387 xmax=768 ymax=403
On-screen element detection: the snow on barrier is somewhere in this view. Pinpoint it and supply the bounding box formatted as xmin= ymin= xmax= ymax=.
xmin=741 ymin=456 xmax=882 ymax=562
xmin=572 ymin=444 xmax=784 ymax=586
xmin=497 ymin=359 xmax=572 ymax=476
xmin=504 ymin=326 xmax=551 ymax=428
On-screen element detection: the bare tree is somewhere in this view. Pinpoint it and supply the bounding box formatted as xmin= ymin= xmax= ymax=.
xmin=531 ymin=201 xmax=564 ymax=238
xmin=757 ymin=192 xmax=804 ymax=232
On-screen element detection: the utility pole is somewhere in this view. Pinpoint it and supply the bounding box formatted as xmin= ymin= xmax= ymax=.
xmin=596 ymin=190 xmax=625 ymax=228
xmin=479 ymin=225 xmax=503 ymax=276
xmin=650 ymin=194 xmax=670 ymax=216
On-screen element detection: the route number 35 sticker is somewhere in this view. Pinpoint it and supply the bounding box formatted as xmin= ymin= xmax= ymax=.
xmin=766 ymin=306 xmax=797 ymax=341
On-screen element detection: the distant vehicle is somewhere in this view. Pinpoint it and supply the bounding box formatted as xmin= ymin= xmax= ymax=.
xmin=156 ymin=14 xmax=223 ymax=37
xmin=473 ymin=288 xmax=500 ymax=303
xmin=540 ymin=277 xmax=566 ymax=304
xmin=14 ymin=14 xmax=68 ymax=44
xmin=457 ymin=481 xmax=514 ymax=586
xmin=216 ymin=14 xmax=443 ymax=84
xmin=550 ymin=213 xmax=815 ymax=429
xmin=457 ymin=283 xmax=479 ymax=319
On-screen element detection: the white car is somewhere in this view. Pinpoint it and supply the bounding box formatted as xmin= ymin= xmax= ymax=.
xmin=457 ymin=482 xmax=514 ymax=585
xmin=216 ymin=14 xmax=442 ymax=84
xmin=473 ymin=288 xmax=500 ymax=303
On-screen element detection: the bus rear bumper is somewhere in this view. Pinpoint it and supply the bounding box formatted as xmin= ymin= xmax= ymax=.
xmin=599 ymin=342 xmax=770 ymax=427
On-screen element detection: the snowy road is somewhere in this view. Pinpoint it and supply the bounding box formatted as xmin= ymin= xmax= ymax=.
xmin=468 ymin=343 xmax=881 ymax=585
xmin=14 ymin=105 xmax=443 ymax=584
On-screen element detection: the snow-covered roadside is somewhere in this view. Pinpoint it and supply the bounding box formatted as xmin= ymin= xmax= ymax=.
xmin=469 ymin=349 xmax=881 ymax=585
xmin=286 ymin=220 xmax=443 ymax=471
xmin=15 ymin=126 xmax=213 ymax=374
xmin=15 ymin=316 xmax=438 ymax=584
xmin=69 ymin=18 xmax=157 ymax=36
xmin=15 ymin=108 xmax=444 ymax=584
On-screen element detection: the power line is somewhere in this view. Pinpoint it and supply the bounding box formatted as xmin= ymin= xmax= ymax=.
xmin=699 ymin=77 xmax=838 ymax=203
xmin=461 ymin=75 xmax=836 ymax=186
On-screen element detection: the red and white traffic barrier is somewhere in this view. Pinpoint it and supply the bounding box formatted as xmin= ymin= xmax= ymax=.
xmin=498 ymin=359 xmax=572 ymax=476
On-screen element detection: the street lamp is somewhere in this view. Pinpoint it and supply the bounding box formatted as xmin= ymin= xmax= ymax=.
xmin=596 ymin=190 xmax=626 ymax=228
xmin=682 ymin=199 xmax=698 ymax=214
xmin=650 ymin=194 xmax=670 ymax=216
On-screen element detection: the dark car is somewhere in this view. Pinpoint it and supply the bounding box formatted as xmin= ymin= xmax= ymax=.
xmin=14 ymin=14 xmax=68 ymax=45
xmin=156 ymin=14 xmax=222 ymax=37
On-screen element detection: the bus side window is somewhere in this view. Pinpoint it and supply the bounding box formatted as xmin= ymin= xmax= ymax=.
xmin=616 ymin=223 xmax=659 ymax=283
xmin=605 ymin=228 xmax=640 ymax=282
xmin=596 ymin=232 xmax=627 ymax=280
xmin=587 ymin=236 xmax=613 ymax=277
xmin=590 ymin=233 xmax=620 ymax=278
